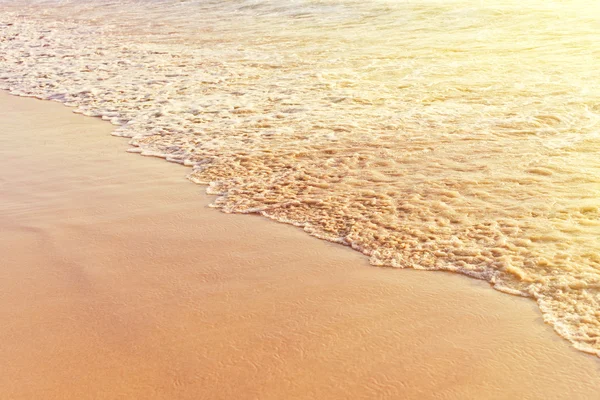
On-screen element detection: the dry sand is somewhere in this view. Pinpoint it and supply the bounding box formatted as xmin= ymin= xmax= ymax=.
xmin=1 ymin=91 xmax=599 ymax=399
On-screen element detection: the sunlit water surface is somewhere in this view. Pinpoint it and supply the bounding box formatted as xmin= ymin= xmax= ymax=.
xmin=1 ymin=0 xmax=599 ymax=356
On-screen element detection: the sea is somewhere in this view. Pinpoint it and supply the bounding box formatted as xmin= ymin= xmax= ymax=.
xmin=1 ymin=0 xmax=599 ymax=356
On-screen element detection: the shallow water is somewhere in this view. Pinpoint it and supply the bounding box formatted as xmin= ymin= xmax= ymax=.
xmin=1 ymin=0 xmax=599 ymax=356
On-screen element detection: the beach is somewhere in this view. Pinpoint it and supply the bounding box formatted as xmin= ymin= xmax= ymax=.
xmin=3 ymin=0 xmax=600 ymax=354
xmin=1 ymin=91 xmax=599 ymax=398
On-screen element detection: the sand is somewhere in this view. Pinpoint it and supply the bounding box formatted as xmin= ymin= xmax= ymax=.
xmin=0 ymin=90 xmax=599 ymax=399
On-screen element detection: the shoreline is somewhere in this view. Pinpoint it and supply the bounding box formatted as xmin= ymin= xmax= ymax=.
xmin=1 ymin=90 xmax=599 ymax=398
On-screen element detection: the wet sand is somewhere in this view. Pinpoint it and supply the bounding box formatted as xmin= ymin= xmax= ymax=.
xmin=1 ymin=91 xmax=599 ymax=399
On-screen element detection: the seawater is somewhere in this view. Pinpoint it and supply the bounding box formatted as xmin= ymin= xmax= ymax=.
xmin=1 ymin=0 xmax=599 ymax=356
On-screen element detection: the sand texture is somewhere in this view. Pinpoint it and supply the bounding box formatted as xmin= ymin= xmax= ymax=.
xmin=1 ymin=91 xmax=599 ymax=399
